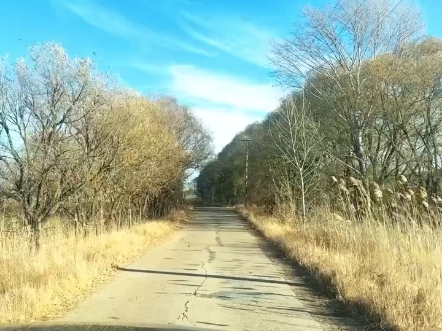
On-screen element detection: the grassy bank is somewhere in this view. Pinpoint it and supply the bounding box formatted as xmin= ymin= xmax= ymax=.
xmin=239 ymin=206 xmax=442 ymax=331
xmin=0 ymin=212 xmax=187 ymax=323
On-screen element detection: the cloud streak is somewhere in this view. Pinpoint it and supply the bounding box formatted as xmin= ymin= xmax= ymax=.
xmin=52 ymin=0 xmax=283 ymax=152
xmin=178 ymin=11 xmax=275 ymax=67
xmin=169 ymin=64 xmax=283 ymax=112
xmin=192 ymin=107 xmax=262 ymax=153
xmin=52 ymin=0 xmax=214 ymax=56
xmin=168 ymin=64 xmax=284 ymax=152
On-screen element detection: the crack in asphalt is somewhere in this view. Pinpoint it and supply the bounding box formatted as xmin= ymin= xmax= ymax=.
xmin=216 ymin=236 xmax=224 ymax=246
xmin=177 ymin=300 xmax=190 ymax=322
xmin=193 ymin=261 xmax=208 ymax=296
xmin=177 ymin=253 xmax=209 ymax=325
xmin=206 ymin=247 xmax=216 ymax=263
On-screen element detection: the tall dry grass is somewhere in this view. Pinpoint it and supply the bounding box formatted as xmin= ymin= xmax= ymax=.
xmin=0 ymin=213 xmax=185 ymax=323
xmin=240 ymin=206 xmax=442 ymax=331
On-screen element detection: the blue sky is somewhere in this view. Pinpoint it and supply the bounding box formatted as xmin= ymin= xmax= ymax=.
xmin=0 ymin=0 xmax=441 ymax=153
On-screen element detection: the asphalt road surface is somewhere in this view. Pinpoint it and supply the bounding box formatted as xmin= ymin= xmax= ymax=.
xmin=6 ymin=207 xmax=365 ymax=331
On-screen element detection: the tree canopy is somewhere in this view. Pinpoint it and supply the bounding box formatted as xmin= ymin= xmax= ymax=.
xmin=197 ymin=0 xmax=442 ymax=218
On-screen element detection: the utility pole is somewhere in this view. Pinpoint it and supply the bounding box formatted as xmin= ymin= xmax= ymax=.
xmin=240 ymin=136 xmax=252 ymax=204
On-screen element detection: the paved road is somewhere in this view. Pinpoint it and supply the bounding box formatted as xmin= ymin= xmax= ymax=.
xmin=58 ymin=207 xmax=327 ymax=330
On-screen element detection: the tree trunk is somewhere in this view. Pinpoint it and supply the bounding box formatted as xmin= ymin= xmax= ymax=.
xmin=74 ymin=211 xmax=79 ymax=237
xmin=354 ymin=129 xmax=366 ymax=175
xmin=300 ymin=172 xmax=306 ymax=221
xmin=30 ymin=217 xmax=42 ymax=251
xmin=100 ymin=204 xmax=104 ymax=235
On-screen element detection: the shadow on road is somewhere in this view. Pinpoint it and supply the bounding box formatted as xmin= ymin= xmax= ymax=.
xmin=230 ymin=208 xmax=382 ymax=330
xmin=117 ymin=267 xmax=305 ymax=287
xmin=0 ymin=324 xmax=213 ymax=331
xmin=190 ymin=207 xmax=380 ymax=330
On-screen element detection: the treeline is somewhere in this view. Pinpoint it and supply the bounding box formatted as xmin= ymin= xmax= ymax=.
xmin=197 ymin=0 xmax=442 ymax=218
xmin=0 ymin=42 xmax=212 ymax=247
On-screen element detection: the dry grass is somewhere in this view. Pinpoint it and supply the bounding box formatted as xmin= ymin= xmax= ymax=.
xmin=0 ymin=213 xmax=186 ymax=323
xmin=239 ymin=206 xmax=442 ymax=331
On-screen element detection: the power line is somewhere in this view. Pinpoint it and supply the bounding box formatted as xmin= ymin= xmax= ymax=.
xmin=293 ymin=0 xmax=365 ymax=64
xmin=324 ymin=0 xmax=342 ymax=26
xmin=376 ymin=0 xmax=404 ymax=30
xmin=336 ymin=0 xmax=405 ymax=41
xmin=325 ymin=0 xmax=405 ymax=63
xmin=297 ymin=0 xmax=341 ymax=51
xmin=335 ymin=0 xmax=369 ymax=37
xmin=361 ymin=0 xmax=407 ymax=58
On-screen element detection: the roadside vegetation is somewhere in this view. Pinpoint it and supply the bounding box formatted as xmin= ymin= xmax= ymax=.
xmin=0 ymin=214 xmax=185 ymax=323
xmin=239 ymin=196 xmax=442 ymax=331
xmin=197 ymin=0 xmax=442 ymax=329
xmin=0 ymin=42 xmax=212 ymax=322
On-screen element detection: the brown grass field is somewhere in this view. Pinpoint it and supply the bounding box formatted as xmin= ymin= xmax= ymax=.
xmin=239 ymin=206 xmax=442 ymax=331
xmin=0 ymin=212 xmax=186 ymax=323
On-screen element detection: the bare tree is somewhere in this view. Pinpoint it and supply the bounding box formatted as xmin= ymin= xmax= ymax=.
xmin=270 ymin=0 xmax=423 ymax=176
xmin=360 ymin=38 xmax=442 ymax=190
xmin=0 ymin=42 xmax=115 ymax=248
xmin=0 ymin=41 xmax=214 ymax=247
xmin=155 ymin=96 xmax=214 ymax=171
xmin=270 ymin=95 xmax=324 ymax=218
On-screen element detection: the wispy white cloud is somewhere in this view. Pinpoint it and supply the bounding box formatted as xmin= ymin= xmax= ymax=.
xmin=127 ymin=62 xmax=167 ymax=75
xmin=52 ymin=0 xmax=214 ymax=56
xmin=169 ymin=64 xmax=283 ymax=112
xmin=178 ymin=11 xmax=275 ymax=67
xmin=59 ymin=1 xmax=137 ymax=39
xmin=168 ymin=64 xmax=284 ymax=152
xmin=53 ymin=0 xmax=283 ymax=152
xmin=192 ymin=107 xmax=262 ymax=153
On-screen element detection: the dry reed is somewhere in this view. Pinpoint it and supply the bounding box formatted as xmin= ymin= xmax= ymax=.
xmin=0 ymin=214 xmax=184 ymax=323
xmin=239 ymin=201 xmax=442 ymax=331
